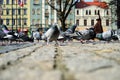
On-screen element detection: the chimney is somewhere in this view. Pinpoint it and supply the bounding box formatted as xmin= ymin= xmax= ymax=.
xmin=80 ymin=0 xmax=84 ymax=2
xmin=94 ymin=0 xmax=100 ymax=2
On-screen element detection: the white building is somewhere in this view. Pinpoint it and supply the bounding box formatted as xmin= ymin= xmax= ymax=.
xmin=75 ymin=0 xmax=111 ymax=30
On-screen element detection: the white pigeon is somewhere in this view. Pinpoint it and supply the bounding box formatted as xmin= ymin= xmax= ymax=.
xmin=42 ymin=24 xmax=60 ymax=45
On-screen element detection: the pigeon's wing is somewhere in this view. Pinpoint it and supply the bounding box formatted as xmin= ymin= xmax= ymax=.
xmin=42 ymin=27 xmax=54 ymax=40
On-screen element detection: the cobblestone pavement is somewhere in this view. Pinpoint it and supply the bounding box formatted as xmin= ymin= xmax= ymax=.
xmin=0 ymin=41 xmax=120 ymax=80
xmin=0 ymin=42 xmax=35 ymax=54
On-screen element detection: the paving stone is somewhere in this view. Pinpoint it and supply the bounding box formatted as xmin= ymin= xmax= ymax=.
xmin=0 ymin=41 xmax=120 ymax=80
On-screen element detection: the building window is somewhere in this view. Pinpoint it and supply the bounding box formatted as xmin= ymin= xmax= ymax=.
xmin=32 ymin=9 xmax=35 ymax=15
xmin=106 ymin=10 xmax=109 ymax=15
xmin=18 ymin=8 xmax=21 ymax=15
xmin=84 ymin=19 xmax=87 ymax=26
xmin=23 ymin=18 xmax=27 ymax=25
xmin=77 ymin=10 xmax=79 ymax=15
xmin=37 ymin=8 xmax=40 ymax=15
xmin=106 ymin=19 xmax=109 ymax=26
xmin=13 ymin=9 xmax=15 ymax=15
xmin=24 ymin=9 xmax=26 ymax=15
xmin=33 ymin=0 xmax=40 ymax=5
xmin=45 ymin=9 xmax=49 ymax=17
xmin=37 ymin=19 xmax=40 ymax=24
xmin=16 ymin=19 xmax=18 ymax=25
xmin=12 ymin=19 xmax=15 ymax=25
xmin=6 ymin=0 xmax=9 ymax=4
xmin=95 ymin=10 xmax=97 ymax=15
xmin=76 ymin=19 xmax=79 ymax=26
xmin=98 ymin=10 xmax=100 ymax=14
xmin=13 ymin=0 xmax=16 ymax=4
xmin=89 ymin=10 xmax=91 ymax=15
xmin=1 ymin=9 xmax=3 ymax=15
xmin=32 ymin=19 xmax=35 ymax=25
xmin=6 ymin=19 xmax=10 ymax=25
xmin=12 ymin=0 xmax=14 ymax=4
xmin=91 ymin=19 xmax=94 ymax=26
xmin=6 ymin=9 xmax=10 ymax=15
xmin=24 ymin=0 xmax=27 ymax=4
xmin=0 ymin=0 xmax=3 ymax=4
xmin=18 ymin=19 xmax=21 ymax=25
xmin=86 ymin=10 xmax=88 ymax=15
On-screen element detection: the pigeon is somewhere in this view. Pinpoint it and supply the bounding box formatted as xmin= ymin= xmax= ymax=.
xmin=0 ymin=30 xmax=6 ymax=44
xmin=95 ymin=29 xmax=120 ymax=41
xmin=58 ymin=24 xmax=77 ymax=41
xmin=42 ymin=23 xmax=60 ymax=45
xmin=76 ymin=27 xmax=95 ymax=40
xmin=3 ymin=33 xmax=19 ymax=43
xmin=65 ymin=24 xmax=77 ymax=34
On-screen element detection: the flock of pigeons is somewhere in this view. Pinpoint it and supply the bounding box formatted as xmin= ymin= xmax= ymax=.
xmin=0 ymin=25 xmax=34 ymax=45
xmin=41 ymin=23 xmax=120 ymax=45
xmin=0 ymin=23 xmax=120 ymax=46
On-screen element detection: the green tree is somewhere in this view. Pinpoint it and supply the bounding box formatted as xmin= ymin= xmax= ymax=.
xmin=47 ymin=0 xmax=79 ymax=31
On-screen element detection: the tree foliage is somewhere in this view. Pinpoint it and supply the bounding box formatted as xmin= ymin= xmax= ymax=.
xmin=47 ymin=0 xmax=79 ymax=31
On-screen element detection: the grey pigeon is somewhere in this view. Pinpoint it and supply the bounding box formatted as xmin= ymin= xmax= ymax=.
xmin=42 ymin=24 xmax=60 ymax=45
xmin=76 ymin=27 xmax=95 ymax=40
xmin=96 ymin=29 xmax=120 ymax=41
xmin=58 ymin=24 xmax=77 ymax=41
xmin=65 ymin=24 xmax=77 ymax=34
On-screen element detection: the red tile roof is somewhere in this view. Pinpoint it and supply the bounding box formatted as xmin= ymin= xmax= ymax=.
xmin=76 ymin=1 xmax=108 ymax=9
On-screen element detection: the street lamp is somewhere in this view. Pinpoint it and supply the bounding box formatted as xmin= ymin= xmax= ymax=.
xmin=16 ymin=0 xmax=18 ymax=31
xmin=11 ymin=0 xmax=13 ymax=32
xmin=0 ymin=5 xmax=3 ymax=25
xmin=30 ymin=23 xmax=35 ymax=38
xmin=30 ymin=23 xmax=33 ymax=34
xmin=0 ymin=5 xmax=2 ymax=16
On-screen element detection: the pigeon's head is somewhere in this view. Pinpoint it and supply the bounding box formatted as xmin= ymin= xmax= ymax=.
xmin=52 ymin=23 xmax=60 ymax=31
xmin=66 ymin=24 xmax=77 ymax=33
xmin=71 ymin=24 xmax=77 ymax=32
xmin=41 ymin=24 xmax=59 ymax=40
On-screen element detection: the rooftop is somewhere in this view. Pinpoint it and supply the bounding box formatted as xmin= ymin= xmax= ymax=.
xmin=76 ymin=0 xmax=108 ymax=9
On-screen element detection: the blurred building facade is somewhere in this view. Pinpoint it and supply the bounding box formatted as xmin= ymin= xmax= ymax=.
xmin=30 ymin=0 xmax=75 ymax=31
xmin=0 ymin=0 xmax=30 ymax=31
xmin=0 ymin=0 xmax=75 ymax=31
xmin=75 ymin=0 xmax=112 ymax=30
xmin=0 ymin=0 xmax=113 ymax=31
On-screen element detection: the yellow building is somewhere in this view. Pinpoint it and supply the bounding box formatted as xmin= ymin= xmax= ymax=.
xmin=1 ymin=0 xmax=30 ymax=31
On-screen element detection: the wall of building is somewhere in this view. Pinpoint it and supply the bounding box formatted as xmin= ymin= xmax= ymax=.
xmin=1 ymin=0 xmax=29 ymax=30
xmin=75 ymin=5 xmax=111 ymax=30
xmin=2 ymin=0 xmax=112 ymax=31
